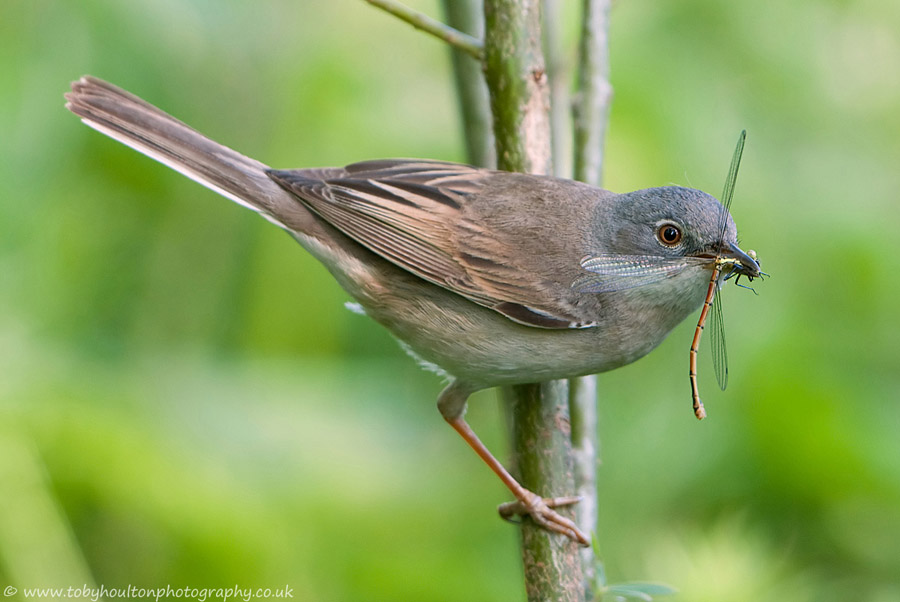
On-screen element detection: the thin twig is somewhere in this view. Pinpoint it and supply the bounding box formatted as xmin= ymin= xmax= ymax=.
xmin=440 ymin=0 xmax=495 ymax=168
xmin=364 ymin=0 xmax=484 ymax=60
xmin=573 ymin=0 xmax=612 ymax=187
xmin=571 ymin=0 xmax=613 ymax=592
xmin=543 ymin=0 xmax=572 ymax=178
xmin=569 ymin=374 xmax=598 ymax=594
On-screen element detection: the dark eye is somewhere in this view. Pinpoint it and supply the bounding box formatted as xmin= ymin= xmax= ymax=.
xmin=657 ymin=223 xmax=683 ymax=246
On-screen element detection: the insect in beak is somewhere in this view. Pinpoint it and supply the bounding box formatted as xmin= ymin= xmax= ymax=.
xmin=689 ymin=130 xmax=767 ymax=420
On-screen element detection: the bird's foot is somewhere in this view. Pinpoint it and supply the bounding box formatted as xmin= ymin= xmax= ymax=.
xmin=497 ymin=490 xmax=590 ymax=546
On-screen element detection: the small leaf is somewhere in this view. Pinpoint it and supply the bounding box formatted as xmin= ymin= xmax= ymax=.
xmin=606 ymin=582 xmax=678 ymax=600
xmin=605 ymin=586 xmax=651 ymax=601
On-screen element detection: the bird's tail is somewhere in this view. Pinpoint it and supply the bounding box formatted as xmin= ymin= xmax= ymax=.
xmin=65 ymin=76 xmax=310 ymax=231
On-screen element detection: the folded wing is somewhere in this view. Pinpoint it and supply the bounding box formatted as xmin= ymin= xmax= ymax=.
xmin=268 ymin=160 xmax=596 ymax=328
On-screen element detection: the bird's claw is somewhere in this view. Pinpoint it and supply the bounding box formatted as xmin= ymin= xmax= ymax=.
xmin=497 ymin=491 xmax=590 ymax=547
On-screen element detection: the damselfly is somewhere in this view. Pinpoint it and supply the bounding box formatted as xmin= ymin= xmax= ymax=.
xmin=573 ymin=131 xmax=764 ymax=418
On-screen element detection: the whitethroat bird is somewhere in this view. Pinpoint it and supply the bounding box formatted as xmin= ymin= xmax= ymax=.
xmin=66 ymin=76 xmax=761 ymax=546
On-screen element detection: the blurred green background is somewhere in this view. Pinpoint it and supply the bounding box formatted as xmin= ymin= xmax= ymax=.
xmin=2 ymin=0 xmax=899 ymax=600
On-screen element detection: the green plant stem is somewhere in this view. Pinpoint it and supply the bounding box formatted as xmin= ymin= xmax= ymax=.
xmin=569 ymin=2 xmax=612 ymax=591
xmin=543 ymin=0 xmax=572 ymax=178
xmin=568 ymin=374 xmax=598 ymax=595
xmin=440 ymin=0 xmax=495 ymax=168
xmin=503 ymin=383 xmax=586 ymax=601
xmin=484 ymin=1 xmax=583 ymax=599
xmin=483 ymin=0 xmax=552 ymax=176
xmin=364 ymin=0 xmax=484 ymax=60
xmin=573 ymin=0 xmax=612 ymax=187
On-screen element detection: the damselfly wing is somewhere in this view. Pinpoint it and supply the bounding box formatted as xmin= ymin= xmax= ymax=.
xmin=572 ymin=255 xmax=710 ymax=293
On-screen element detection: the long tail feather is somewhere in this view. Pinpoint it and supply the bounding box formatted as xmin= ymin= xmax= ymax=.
xmin=64 ymin=76 xmax=310 ymax=231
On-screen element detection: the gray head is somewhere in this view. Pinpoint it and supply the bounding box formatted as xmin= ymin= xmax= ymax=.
xmin=603 ymin=186 xmax=736 ymax=258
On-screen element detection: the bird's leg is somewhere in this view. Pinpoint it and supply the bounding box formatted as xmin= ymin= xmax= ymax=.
xmin=438 ymin=382 xmax=590 ymax=546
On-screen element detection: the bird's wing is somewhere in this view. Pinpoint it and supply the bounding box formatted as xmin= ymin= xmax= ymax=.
xmin=268 ymin=160 xmax=599 ymax=329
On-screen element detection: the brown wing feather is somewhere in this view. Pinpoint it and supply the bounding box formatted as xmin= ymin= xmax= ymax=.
xmin=267 ymin=160 xmax=592 ymax=328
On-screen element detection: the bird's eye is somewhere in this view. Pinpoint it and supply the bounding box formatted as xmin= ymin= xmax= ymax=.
xmin=657 ymin=223 xmax=683 ymax=246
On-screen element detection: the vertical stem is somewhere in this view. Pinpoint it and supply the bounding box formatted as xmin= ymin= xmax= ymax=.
xmin=543 ymin=0 xmax=572 ymax=178
xmin=568 ymin=374 xmax=598 ymax=593
xmin=573 ymin=0 xmax=612 ymax=187
xmin=441 ymin=0 xmax=495 ymax=168
xmin=483 ymin=0 xmax=552 ymax=176
xmin=503 ymin=383 xmax=586 ymax=601
xmin=571 ymin=0 xmax=612 ymax=592
xmin=483 ymin=1 xmax=583 ymax=599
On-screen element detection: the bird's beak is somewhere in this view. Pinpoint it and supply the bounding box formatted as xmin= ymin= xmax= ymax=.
xmin=721 ymin=242 xmax=761 ymax=278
